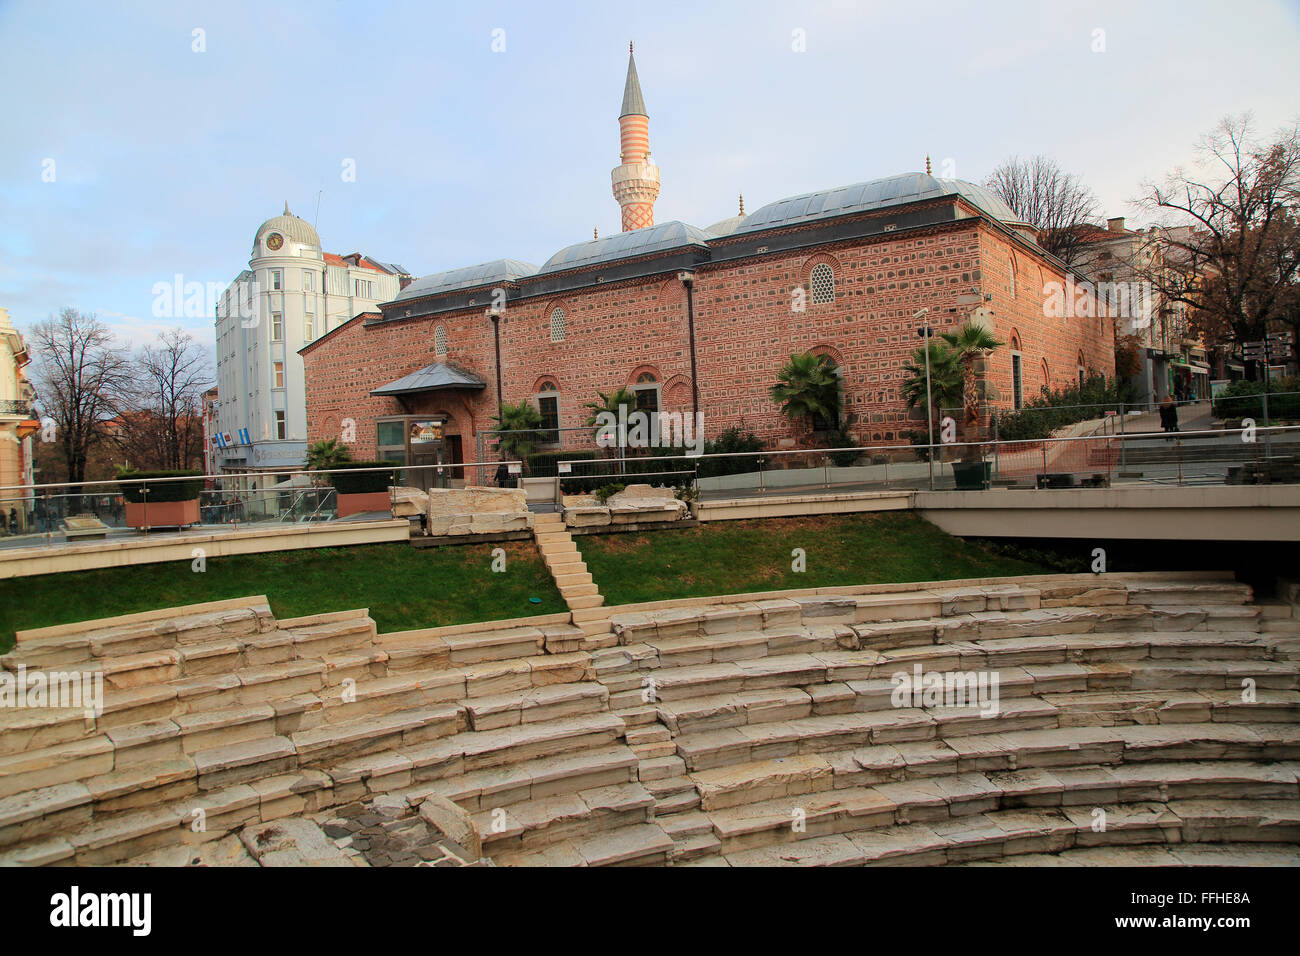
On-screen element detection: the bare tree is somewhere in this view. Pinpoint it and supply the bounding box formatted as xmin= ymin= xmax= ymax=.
xmin=985 ymin=155 xmax=1100 ymax=264
xmin=29 ymin=308 xmax=134 ymax=489
xmin=120 ymin=329 xmax=211 ymax=471
xmin=1131 ymin=114 xmax=1300 ymax=369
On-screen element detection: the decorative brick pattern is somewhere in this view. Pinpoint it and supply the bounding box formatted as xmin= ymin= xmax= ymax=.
xmin=303 ymin=219 xmax=1114 ymax=457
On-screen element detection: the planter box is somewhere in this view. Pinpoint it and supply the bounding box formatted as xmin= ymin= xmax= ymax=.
xmin=125 ymin=498 xmax=200 ymax=530
xmin=952 ymin=461 xmax=991 ymax=491
xmin=337 ymin=491 xmax=392 ymax=518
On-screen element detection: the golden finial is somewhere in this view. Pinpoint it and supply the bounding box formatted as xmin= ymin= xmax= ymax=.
xmin=629 ymin=41 xmax=634 ymax=54
xmin=739 ymin=193 xmax=745 ymax=215
xmin=925 ymin=155 xmax=932 ymax=175
xmin=594 ymin=226 xmax=598 ymax=240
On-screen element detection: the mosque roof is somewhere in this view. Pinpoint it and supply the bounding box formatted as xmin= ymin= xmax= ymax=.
xmin=733 ymin=172 xmax=1024 ymax=235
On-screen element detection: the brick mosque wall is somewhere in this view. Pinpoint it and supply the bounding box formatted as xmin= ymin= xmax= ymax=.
xmin=303 ymin=219 xmax=1115 ymax=460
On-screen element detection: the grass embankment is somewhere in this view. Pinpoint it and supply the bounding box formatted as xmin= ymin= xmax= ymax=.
xmin=0 ymin=542 xmax=565 ymax=652
xmin=576 ymin=512 xmax=1053 ymax=606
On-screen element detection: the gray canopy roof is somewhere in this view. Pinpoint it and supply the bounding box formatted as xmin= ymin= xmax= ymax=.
xmin=370 ymin=362 xmax=487 ymax=397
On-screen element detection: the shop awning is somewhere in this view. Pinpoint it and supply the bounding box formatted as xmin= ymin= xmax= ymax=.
xmin=370 ymin=362 xmax=487 ymax=397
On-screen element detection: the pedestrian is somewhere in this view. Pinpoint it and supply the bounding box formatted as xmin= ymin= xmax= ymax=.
xmin=7 ymin=508 xmax=17 ymax=534
xmin=494 ymin=461 xmax=511 ymax=488
xmin=1159 ymin=395 xmax=1179 ymax=438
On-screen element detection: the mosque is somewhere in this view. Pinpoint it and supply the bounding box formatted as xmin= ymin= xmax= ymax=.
xmin=301 ymin=46 xmax=1115 ymax=477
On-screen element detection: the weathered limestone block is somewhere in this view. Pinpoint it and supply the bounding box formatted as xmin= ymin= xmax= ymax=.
xmin=605 ymin=484 xmax=688 ymax=522
xmin=419 ymin=794 xmax=483 ymax=860
xmin=239 ymin=818 xmax=355 ymax=866
xmin=424 ymin=485 xmax=532 ymax=536
xmin=390 ymin=486 xmax=429 ymax=518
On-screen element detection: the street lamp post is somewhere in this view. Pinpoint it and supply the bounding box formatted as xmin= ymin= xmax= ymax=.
xmin=915 ymin=308 xmax=934 ymax=490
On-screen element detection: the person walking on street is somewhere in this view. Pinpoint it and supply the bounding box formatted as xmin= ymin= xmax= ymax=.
xmin=1159 ymin=395 xmax=1179 ymax=439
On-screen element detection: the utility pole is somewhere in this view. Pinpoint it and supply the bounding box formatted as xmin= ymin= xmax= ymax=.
xmin=915 ymin=308 xmax=935 ymax=490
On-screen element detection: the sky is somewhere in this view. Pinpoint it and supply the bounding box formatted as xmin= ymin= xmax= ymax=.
xmin=2 ymin=0 xmax=1298 ymax=368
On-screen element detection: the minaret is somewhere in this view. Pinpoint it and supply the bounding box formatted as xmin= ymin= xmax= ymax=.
xmin=611 ymin=43 xmax=660 ymax=232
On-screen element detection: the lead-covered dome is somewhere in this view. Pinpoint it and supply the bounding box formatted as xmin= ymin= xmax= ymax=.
xmin=254 ymin=202 xmax=321 ymax=253
xmin=733 ymin=172 xmax=1025 ymax=235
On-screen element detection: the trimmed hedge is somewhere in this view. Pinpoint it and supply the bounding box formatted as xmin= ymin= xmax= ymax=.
xmin=994 ymin=374 xmax=1134 ymax=442
xmin=327 ymin=461 xmax=395 ymax=495
xmin=1212 ymin=377 xmax=1300 ymax=421
xmin=526 ymin=449 xmax=600 ymax=478
xmin=117 ymin=470 xmax=204 ymax=503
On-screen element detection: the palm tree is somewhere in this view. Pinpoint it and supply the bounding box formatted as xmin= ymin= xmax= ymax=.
xmin=305 ymin=438 xmax=352 ymax=479
xmin=902 ymin=343 xmax=964 ymax=437
xmin=492 ymin=400 xmax=544 ymax=471
xmin=939 ymin=322 xmax=1004 ymax=441
xmin=584 ymin=387 xmax=640 ymax=456
xmin=770 ymin=352 xmax=840 ymax=432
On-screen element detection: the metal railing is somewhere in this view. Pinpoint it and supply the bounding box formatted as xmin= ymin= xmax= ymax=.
xmin=555 ymin=423 xmax=1300 ymax=499
xmin=0 ymin=458 xmax=524 ymax=550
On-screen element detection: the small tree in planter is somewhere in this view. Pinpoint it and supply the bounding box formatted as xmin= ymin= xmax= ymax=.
xmin=117 ymin=469 xmax=205 ymax=529
xmin=902 ymin=342 xmax=964 ymax=459
xmin=328 ymin=461 xmax=396 ymax=517
xmin=492 ymin=401 xmax=545 ymax=477
xmin=306 ymin=438 xmax=353 ymax=476
xmin=940 ymin=322 xmax=1003 ymax=488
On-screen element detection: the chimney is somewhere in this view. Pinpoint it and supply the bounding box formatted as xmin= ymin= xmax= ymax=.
xmin=1107 ymin=217 xmax=1126 ymax=233
xmin=399 ymin=275 xmax=413 ymax=291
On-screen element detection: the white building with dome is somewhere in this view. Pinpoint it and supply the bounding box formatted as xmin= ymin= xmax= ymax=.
xmin=213 ymin=205 xmax=409 ymax=479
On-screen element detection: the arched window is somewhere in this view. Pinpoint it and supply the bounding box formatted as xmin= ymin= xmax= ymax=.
xmin=810 ymin=263 xmax=835 ymax=304
xmin=535 ymin=381 xmax=560 ymax=443
xmin=434 ymin=324 xmax=447 ymax=356
xmin=549 ymin=307 xmax=566 ymax=343
xmin=1009 ymin=257 xmax=1017 ymax=299
xmin=633 ymin=372 xmax=659 ymax=413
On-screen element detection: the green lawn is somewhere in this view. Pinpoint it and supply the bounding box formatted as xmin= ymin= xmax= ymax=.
xmin=0 ymin=542 xmax=565 ymax=651
xmin=576 ymin=512 xmax=1053 ymax=606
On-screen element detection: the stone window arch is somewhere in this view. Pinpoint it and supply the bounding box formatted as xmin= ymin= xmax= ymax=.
xmin=631 ymin=370 xmax=660 ymax=414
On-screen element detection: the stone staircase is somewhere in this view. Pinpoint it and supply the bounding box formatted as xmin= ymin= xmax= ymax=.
xmin=0 ymin=572 xmax=1297 ymax=867
xmin=533 ymin=512 xmax=615 ymax=645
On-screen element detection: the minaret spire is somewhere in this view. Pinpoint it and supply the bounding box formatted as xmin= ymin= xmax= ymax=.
xmin=925 ymin=155 xmax=932 ymax=175
xmin=611 ymin=44 xmax=659 ymax=231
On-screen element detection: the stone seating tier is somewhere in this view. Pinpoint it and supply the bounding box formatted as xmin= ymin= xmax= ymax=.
xmin=0 ymin=572 xmax=1297 ymax=867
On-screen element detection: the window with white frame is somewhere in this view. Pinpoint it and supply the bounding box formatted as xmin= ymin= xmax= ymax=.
xmin=304 ymin=313 xmax=314 ymax=340
xmin=549 ymin=307 xmax=566 ymax=343
xmin=303 ymin=270 xmax=315 ymax=292
xmin=536 ymin=382 xmax=560 ymax=443
xmin=271 ymin=270 xmax=282 ymax=291
xmin=273 ymin=361 xmax=285 ymax=389
xmin=810 ymin=263 xmax=835 ymax=304
xmin=271 ymin=312 xmax=284 ymax=342
xmin=274 ymin=410 xmax=287 ymax=440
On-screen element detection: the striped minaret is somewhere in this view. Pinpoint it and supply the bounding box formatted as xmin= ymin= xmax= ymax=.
xmin=611 ymin=43 xmax=660 ymax=232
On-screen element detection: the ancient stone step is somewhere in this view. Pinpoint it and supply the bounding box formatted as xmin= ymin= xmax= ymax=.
xmin=462 ymin=682 xmax=608 ymax=732
xmin=291 ymin=704 xmax=464 ymax=768
xmin=406 ymin=746 xmax=638 ymax=812
xmin=474 ymin=780 xmax=655 ymax=853
xmin=491 ymin=820 xmax=675 ymax=867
